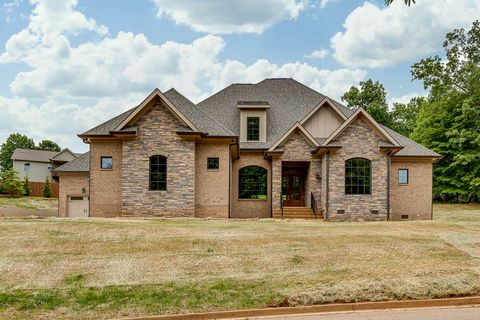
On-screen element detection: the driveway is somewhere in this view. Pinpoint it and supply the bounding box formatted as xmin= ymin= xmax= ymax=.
xmin=230 ymin=306 xmax=480 ymax=320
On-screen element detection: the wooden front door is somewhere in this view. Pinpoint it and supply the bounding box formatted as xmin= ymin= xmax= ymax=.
xmin=282 ymin=174 xmax=305 ymax=207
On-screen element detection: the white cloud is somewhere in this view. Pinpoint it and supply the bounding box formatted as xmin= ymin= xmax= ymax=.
xmin=0 ymin=0 xmax=367 ymax=150
xmin=209 ymin=59 xmax=366 ymax=101
xmin=331 ymin=0 xmax=480 ymax=68
xmin=152 ymin=0 xmax=307 ymax=34
xmin=304 ymin=48 xmax=328 ymax=59
xmin=388 ymin=92 xmax=423 ymax=107
xmin=318 ymin=0 xmax=338 ymax=8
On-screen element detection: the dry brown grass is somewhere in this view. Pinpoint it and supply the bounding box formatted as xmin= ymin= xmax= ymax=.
xmin=0 ymin=204 xmax=478 ymax=319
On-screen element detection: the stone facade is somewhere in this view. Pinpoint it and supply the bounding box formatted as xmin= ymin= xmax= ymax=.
xmin=58 ymin=172 xmax=89 ymax=217
xmin=121 ymin=102 xmax=195 ymax=216
xmin=391 ymin=159 xmax=433 ymax=220
xmin=327 ymin=117 xmax=389 ymax=221
xmin=231 ymin=152 xmax=271 ymax=218
xmin=195 ymin=142 xmax=230 ymax=218
xmin=271 ymin=131 xmax=321 ymax=216
xmin=89 ymin=140 xmax=122 ymax=217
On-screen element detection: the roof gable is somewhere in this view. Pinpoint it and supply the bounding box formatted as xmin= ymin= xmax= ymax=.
xmin=323 ymin=108 xmax=400 ymax=147
xmin=300 ymin=97 xmax=348 ymax=124
xmin=268 ymin=122 xmax=319 ymax=152
xmin=50 ymin=148 xmax=77 ymax=161
xmin=114 ymin=89 xmax=199 ymax=133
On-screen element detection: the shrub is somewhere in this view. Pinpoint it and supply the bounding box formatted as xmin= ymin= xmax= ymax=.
xmin=0 ymin=169 xmax=24 ymax=196
xmin=23 ymin=176 xmax=31 ymax=196
xmin=42 ymin=177 xmax=52 ymax=198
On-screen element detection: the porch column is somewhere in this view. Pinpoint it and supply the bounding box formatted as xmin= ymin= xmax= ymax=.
xmin=271 ymin=157 xmax=282 ymax=214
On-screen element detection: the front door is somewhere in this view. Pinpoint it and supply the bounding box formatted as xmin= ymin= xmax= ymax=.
xmin=282 ymin=174 xmax=304 ymax=207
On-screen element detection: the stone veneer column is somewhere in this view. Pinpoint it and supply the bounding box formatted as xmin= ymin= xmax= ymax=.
xmin=271 ymin=157 xmax=282 ymax=213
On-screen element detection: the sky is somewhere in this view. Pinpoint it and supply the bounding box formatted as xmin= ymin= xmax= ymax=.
xmin=0 ymin=0 xmax=479 ymax=152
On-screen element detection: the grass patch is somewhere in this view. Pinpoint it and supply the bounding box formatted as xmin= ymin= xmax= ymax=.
xmin=0 ymin=204 xmax=478 ymax=319
xmin=0 ymin=279 xmax=283 ymax=318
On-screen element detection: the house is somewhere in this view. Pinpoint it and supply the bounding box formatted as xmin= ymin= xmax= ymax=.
xmin=12 ymin=148 xmax=77 ymax=197
xmin=54 ymin=78 xmax=440 ymax=220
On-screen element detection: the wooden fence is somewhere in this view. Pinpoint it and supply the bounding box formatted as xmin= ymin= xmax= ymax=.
xmin=30 ymin=182 xmax=59 ymax=198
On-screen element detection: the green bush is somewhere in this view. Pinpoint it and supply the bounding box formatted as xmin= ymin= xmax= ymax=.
xmin=0 ymin=168 xmax=24 ymax=196
xmin=23 ymin=176 xmax=31 ymax=196
xmin=42 ymin=177 xmax=52 ymax=198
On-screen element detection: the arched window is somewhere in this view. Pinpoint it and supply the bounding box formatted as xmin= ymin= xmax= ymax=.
xmin=345 ymin=158 xmax=371 ymax=195
xmin=239 ymin=166 xmax=267 ymax=199
xmin=149 ymin=155 xmax=167 ymax=191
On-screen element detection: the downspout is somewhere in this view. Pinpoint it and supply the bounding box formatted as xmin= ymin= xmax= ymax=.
xmin=325 ymin=151 xmax=330 ymax=220
xmin=386 ymin=151 xmax=391 ymax=221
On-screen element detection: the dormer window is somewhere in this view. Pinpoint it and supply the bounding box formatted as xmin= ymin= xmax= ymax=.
xmin=238 ymin=101 xmax=269 ymax=143
xmin=247 ymin=117 xmax=260 ymax=141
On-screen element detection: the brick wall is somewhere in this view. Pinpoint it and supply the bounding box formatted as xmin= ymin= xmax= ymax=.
xmin=89 ymin=140 xmax=123 ymax=217
xmin=391 ymin=159 xmax=433 ymax=220
xmin=195 ymin=142 xmax=230 ymax=218
xmin=231 ymin=152 xmax=271 ymax=218
xmin=327 ymin=117 xmax=389 ymax=221
xmin=58 ymin=172 xmax=89 ymax=217
xmin=121 ymin=102 xmax=195 ymax=216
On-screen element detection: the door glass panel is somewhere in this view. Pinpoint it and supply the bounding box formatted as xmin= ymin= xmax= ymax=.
xmin=281 ymin=176 xmax=288 ymax=200
xmin=292 ymin=176 xmax=301 ymax=200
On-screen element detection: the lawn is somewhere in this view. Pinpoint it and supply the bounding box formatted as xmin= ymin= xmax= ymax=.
xmin=0 ymin=196 xmax=57 ymax=211
xmin=0 ymin=204 xmax=479 ymax=319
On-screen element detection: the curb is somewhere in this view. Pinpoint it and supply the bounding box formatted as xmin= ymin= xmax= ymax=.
xmin=115 ymin=296 xmax=480 ymax=320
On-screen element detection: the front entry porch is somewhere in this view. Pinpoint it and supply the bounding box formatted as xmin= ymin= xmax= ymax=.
xmin=272 ymin=161 xmax=321 ymax=219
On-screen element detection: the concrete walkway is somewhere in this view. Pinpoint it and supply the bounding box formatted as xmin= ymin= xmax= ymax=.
xmin=229 ymin=306 xmax=480 ymax=320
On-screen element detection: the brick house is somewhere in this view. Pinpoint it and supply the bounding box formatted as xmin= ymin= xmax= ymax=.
xmin=54 ymin=79 xmax=440 ymax=221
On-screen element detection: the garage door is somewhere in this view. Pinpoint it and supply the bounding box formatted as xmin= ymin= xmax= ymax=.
xmin=68 ymin=196 xmax=89 ymax=218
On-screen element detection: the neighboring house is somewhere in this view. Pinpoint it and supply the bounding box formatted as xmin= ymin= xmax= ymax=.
xmin=54 ymin=78 xmax=440 ymax=220
xmin=12 ymin=148 xmax=77 ymax=197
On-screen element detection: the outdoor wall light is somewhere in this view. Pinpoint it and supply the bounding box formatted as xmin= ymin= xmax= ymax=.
xmin=82 ymin=188 xmax=86 ymax=194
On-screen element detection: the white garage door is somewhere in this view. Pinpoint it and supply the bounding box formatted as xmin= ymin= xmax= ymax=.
xmin=68 ymin=196 xmax=89 ymax=218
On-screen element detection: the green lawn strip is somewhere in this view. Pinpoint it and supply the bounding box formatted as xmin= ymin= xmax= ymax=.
xmin=0 ymin=278 xmax=284 ymax=317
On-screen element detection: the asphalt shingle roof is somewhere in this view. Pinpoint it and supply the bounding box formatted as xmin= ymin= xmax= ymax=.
xmin=78 ymin=78 xmax=438 ymax=158
xmin=197 ymin=78 xmax=352 ymax=149
xmin=11 ymin=148 xmax=58 ymax=163
xmin=54 ymin=152 xmax=89 ymax=172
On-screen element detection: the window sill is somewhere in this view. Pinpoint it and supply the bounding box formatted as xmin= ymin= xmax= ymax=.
xmin=398 ymin=183 xmax=409 ymax=186
xmin=207 ymin=169 xmax=220 ymax=172
xmin=344 ymin=194 xmax=372 ymax=196
xmin=100 ymin=168 xmax=113 ymax=171
xmin=237 ymin=198 xmax=268 ymax=201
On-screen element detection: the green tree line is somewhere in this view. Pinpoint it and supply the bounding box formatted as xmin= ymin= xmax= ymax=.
xmin=342 ymin=21 xmax=480 ymax=202
xmin=0 ymin=133 xmax=61 ymax=170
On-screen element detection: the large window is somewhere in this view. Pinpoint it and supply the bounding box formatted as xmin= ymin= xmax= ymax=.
xmin=246 ymin=117 xmax=260 ymax=141
xmin=149 ymin=155 xmax=167 ymax=191
xmin=345 ymin=158 xmax=371 ymax=195
xmin=239 ymin=166 xmax=267 ymax=199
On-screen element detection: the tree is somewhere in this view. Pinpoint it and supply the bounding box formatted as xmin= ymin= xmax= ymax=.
xmin=390 ymin=97 xmax=423 ymax=137
xmin=0 ymin=133 xmax=35 ymax=170
xmin=341 ymin=79 xmax=394 ymax=128
xmin=0 ymin=169 xmax=24 ymax=196
xmin=37 ymin=140 xmax=61 ymax=152
xmin=42 ymin=176 xmax=53 ymax=198
xmin=385 ymin=0 xmax=415 ymax=6
xmin=23 ymin=176 xmax=32 ymax=196
xmin=411 ymin=20 xmax=480 ymax=202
